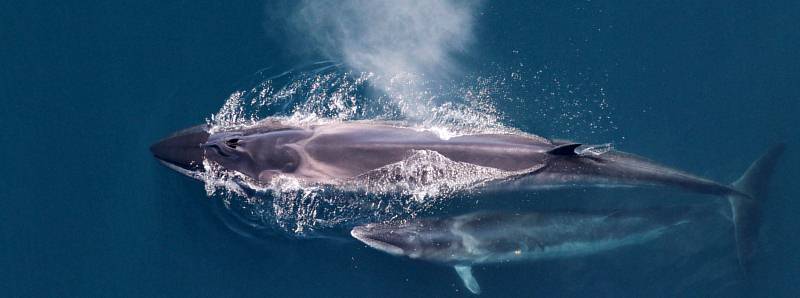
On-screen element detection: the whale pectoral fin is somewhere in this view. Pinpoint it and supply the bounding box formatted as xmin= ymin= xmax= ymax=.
xmin=547 ymin=143 xmax=582 ymax=156
xmin=454 ymin=265 xmax=481 ymax=295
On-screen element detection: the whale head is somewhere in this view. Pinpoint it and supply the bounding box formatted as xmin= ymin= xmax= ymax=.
xmin=151 ymin=123 xmax=311 ymax=183
xmin=150 ymin=125 xmax=210 ymax=174
xmin=199 ymin=129 xmax=310 ymax=182
xmin=351 ymin=218 xmax=462 ymax=261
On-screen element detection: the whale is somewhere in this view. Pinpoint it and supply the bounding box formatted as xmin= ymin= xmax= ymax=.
xmin=150 ymin=118 xmax=781 ymax=194
xmin=150 ymin=117 xmax=784 ymax=265
xmin=350 ymin=205 xmax=747 ymax=294
xmin=351 ymin=209 xmax=693 ymax=294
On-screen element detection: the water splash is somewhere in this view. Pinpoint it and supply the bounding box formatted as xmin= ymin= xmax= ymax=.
xmin=350 ymin=150 xmax=519 ymax=201
xmin=206 ymin=62 xmax=516 ymax=137
xmin=199 ymin=64 xmax=526 ymax=236
xmin=198 ymin=63 xmax=616 ymax=237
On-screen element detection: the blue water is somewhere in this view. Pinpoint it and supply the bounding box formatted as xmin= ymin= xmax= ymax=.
xmin=2 ymin=1 xmax=799 ymax=297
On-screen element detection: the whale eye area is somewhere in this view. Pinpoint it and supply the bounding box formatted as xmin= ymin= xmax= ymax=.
xmin=225 ymin=138 xmax=241 ymax=149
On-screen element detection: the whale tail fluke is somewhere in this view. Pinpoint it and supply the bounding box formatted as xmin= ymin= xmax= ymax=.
xmin=727 ymin=143 xmax=785 ymax=273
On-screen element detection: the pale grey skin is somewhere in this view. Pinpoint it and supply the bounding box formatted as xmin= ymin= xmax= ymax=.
xmin=152 ymin=119 xmax=736 ymax=194
xmin=150 ymin=118 xmax=784 ymax=277
xmin=351 ymin=209 xmax=694 ymax=294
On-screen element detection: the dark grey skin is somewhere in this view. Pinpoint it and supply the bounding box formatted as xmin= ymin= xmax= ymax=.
xmin=351 ymin=208 xmax=697 ymax=294
xmin=152 ymin=119 xmax=743 ymax=194
xmin=202 ymin=123 xmax=557 ymax=183
xmin=151 ymin=118 xmax=784 ymax=271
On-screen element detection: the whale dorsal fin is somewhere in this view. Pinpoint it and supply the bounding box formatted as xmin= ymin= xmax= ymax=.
xmin=547 ymin=143 xmax=582 ymax=156
xmin=454 ymin=265 xmax=481 ymax=294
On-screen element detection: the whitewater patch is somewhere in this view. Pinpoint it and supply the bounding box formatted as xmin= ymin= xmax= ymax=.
xmin=191 ymin=63 xmax=613 ymax=236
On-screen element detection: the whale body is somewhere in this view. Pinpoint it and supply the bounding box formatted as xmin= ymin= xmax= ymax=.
xmin=351 ymin=208 xmax=696 ymax=294
xmin=150 ymin=118 xmax=767 ymax=195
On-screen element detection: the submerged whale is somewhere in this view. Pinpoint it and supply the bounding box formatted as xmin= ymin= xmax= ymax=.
xmin=351 ymin=208 xmax=697 ymax=294
xmin=150 ymin=117 xmax=784 ymax=264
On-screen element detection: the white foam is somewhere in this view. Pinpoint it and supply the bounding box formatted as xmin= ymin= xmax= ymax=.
xmin=347 ymin=150 xmax=522 ymax=201
xmin=197 ymin=66 xmax=531 ymax=236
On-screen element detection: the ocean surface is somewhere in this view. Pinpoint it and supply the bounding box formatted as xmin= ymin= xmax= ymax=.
xmin=2 ymin=1 xmax=799 ymax=297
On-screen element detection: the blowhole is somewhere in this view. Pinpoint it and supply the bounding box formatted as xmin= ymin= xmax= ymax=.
xmin=225 ymin=138 xmax=240 ymax=148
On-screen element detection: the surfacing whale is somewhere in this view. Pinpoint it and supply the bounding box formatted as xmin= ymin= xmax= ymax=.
xmin=150 ymin=117 xmax=784 ymax=265
xmin=151 ymin=118 xmax=779 ymax=194
xmin=351 ymin=208 xmax=697 ymax=294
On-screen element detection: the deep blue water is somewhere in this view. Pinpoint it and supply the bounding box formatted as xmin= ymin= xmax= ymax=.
xmin=2 ymin=1 xmax=799 ymax=297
